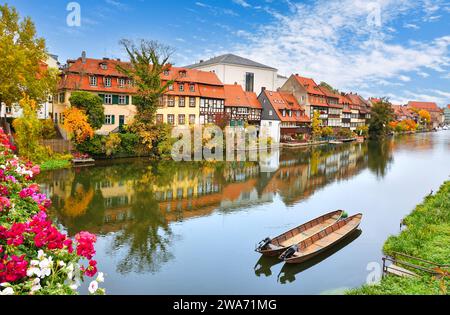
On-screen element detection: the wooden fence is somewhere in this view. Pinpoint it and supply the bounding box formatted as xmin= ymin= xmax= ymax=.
xmin=39 ymin=139 xmax=73 ymax=154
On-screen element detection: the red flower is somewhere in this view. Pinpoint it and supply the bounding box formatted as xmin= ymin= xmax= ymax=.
xmin=84 ymin=260 xmax=98 ymax=277
xmin=75 ymin=232 xmax=97 ymax=260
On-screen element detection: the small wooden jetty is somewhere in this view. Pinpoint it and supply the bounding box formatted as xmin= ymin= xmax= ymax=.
xmin=382 ymin=252 xmax=449 ymax=278
xmin=255 ymin=210 xmax=344 ymax=257
xmin=72 ymin=158 xmax=96 ymax=167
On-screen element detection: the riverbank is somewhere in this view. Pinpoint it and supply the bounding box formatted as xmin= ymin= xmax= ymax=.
xmin=39 ymin=156 xmax=72 ymax=171
xmin=348 ymin=180 xmax=450 ymax=295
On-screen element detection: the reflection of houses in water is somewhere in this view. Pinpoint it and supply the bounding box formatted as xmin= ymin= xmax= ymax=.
xmin=43 ymin=143 xmax=371 ymax=232
xmin=259 ymin=149 xmax=280 ymax=173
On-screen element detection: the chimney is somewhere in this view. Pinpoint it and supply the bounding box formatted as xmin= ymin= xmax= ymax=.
xmin=116 ymin=58 xmax=121 ymax=61
xmin=81 ymin=51 xmax=86 ymax=64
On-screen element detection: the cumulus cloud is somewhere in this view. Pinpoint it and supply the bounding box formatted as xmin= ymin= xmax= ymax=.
xmin=224 ymin=0 xmax=450 ymax=102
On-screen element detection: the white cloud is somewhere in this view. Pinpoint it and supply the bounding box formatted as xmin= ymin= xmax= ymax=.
xmin=225 ymin=0 xmax=450 ymax=96
xmin=233 ymin=0 xmax=251 ymax=8
xmin=404 ymin=23 xmax=420 ymax=29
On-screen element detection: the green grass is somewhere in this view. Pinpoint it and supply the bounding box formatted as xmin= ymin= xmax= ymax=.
xmin=348 ymin=181 xmax=450 ymax=295
xmin=39 ymin=158 xmax=72 ymax=171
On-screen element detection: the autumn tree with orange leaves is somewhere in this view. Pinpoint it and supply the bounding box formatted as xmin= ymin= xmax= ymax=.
xmin=62 ymin=107 xmax=94 ymax=144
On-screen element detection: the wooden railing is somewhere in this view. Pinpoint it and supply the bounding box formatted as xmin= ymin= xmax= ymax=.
xmin=39 ymin=139 xmax=73 ymax=154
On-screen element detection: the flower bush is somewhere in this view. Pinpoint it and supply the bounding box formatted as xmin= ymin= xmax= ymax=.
xmin=0 ymin=128 xmax=104 ymax=295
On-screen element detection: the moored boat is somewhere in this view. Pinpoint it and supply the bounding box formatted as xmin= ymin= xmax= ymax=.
xmin=255 ymin=210 xmax=344 ymax=257
xmin=280 ymin=213 xmax=362 ymax=264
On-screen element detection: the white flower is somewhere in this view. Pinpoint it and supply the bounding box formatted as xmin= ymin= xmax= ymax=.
xmin=0 ymin=287 xmax=14 ymax=295
xmin=39 ymin=257 xmax=53 ymax=269
xmin=30 ymin=278 xmax=41 ymax=293
xmin=58 ymin=261 xmax=66 ymax=267
xmin=69 ymin=278 xmax=80 ymax=290
xmin=27 ymin=267 xmax=41 ymax=278
xmin=88 ymin=281 xmax=99 ymax=294
xmin=96 ymin=272 xmax=105 ymax=283
xmin=37 ymin=250 xmax=45 ymax=260
xmin=0 ymin=282 xmax=9 ymax=288
xmin=40 ymin=267 xmax=51 ymax=278
xmin=67 ymin=263 xmax=74 ymax=272
xmin=30 ymin=260 xmax=39 ymax=266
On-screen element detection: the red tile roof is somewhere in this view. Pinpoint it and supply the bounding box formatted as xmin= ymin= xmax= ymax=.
xmin=245 ymin=91 xmax=263 ymax=109
xmin=407 ymin=101 xmax=441 ymax=113
xmin=224 ymin=84 xmax=253 ymax=108
xmin=59 ymin=57 xmax=224 ymax=96
xmin=318 ymin=86 xmax=343 ymax=108
xmin=293 ymin=75 xmax=325 ymax=96
xmin=263 ymin=90 xmax=310 ymax=123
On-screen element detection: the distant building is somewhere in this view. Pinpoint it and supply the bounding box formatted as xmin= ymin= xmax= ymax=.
xmin=407 ymin=101 xmax=444 ymax=128
xmin=445 ymin=105 xmax=450 ymax=124
xmin=391 ymin=104 xmax=418 ymax=122
xmin=186 ymin=54 xmax=286 ymax=95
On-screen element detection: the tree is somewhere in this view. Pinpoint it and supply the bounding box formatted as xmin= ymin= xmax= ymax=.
xmin=311 ymin=111 xmax=322 ymax=140
xmin=116 ymin=39 xmax=174 ymax=125
xmin=321 ymin=126 xmax=334 ymax=138
xmin=319 ymin=82 xmax=339 ymax=94
xmin=12 ymin=95 xmax=48 ymax=162
xmin=368 ymin=98 xmax=395 ymax=139
xmin=62 ymin=107 xmax=94 ymax=144
xmin=69 ymin=91 xmax=105 ymax=130
xmin=418 ymin=110 xmax=431 ymax=127
xmin=0 ymin=4 xmax=57 ymax=107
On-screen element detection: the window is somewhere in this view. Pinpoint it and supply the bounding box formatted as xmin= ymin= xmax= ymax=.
xmin=89 ymin=76 xmax=97 ymax=86
xmin=168 ymin=96 xmax=175 ymax=107
xmin=168 ymin=84 xmax=174 ymax=91
xmin=179 ymin=70 xmax=187 ymax=78
xmin=167 ymin=114 xmax=175 ymax=125
xmin=269 ymin=110 xmax=273 ymax=116
xmin=179 ymin=97 xmax=185 ymax=107
xmin=189 ymin=114 xmax=196 ymax=125
xmin=104 ymin=77 xmax=111 ymax=87
xmin=100 ymin=63 xmax=107 ymax=70
xmin=178 ymin=114 xmax=185 ymax=125
xmin=118 ymin=78 xmax=126 ymax=88
xmin=269 ymin=121 xmax=272 ymax=127
xmin=127 ymin=79 xmax=132 ymax=86
xmin=189 ymin=97 xmax=196 ymax=107
xmin=245 ymin=72 xmax=254 ymax=92
xmin=105 ymin=115 xmax=115 ymax=125
xmin=6 ymin=106 xmax=11 ymax=114
xmin=189 ymin=84 xmax=195 ymax=92
xmin=179 ymin=84 xmax=184 ymax=92
xmin=59 ymin=93 xmax=65 ymax=103
xmin=118 ymin=95 xmax=127 ymax=105
xmin=282 ymin=110 xmax=286 ymax=117
xmin=104 ymin=94 xmax=113 ymax=104
xmin=163 ymin=70 xmax=170 ymax=76
xmin=156 ymin=114 xmax=163 ymax=124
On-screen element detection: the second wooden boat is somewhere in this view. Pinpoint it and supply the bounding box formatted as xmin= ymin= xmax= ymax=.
xmin=255 ymin=210 xmax=344 ymax=257
xmin=280 ymin=214 xmax=362 ymax=264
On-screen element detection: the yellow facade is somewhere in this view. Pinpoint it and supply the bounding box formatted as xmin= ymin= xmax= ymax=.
xmin=156 ymin=96 xmax=201 ymax=126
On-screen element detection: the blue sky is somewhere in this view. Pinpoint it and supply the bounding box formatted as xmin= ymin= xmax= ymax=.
xmin=5 ymin=0 xmax=450 ymax=106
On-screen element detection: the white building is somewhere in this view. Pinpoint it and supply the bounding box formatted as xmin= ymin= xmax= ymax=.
xmin=186 ymin=54 xmax=287 ymax=95
xmin=1 ymin=54 xmax=59 ymax=120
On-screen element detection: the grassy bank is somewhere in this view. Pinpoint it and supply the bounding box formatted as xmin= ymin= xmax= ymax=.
xmin=39 ymin=157 xmax=72 ymax=171
xmin=348 ymin=181 xmax=450 ymax=295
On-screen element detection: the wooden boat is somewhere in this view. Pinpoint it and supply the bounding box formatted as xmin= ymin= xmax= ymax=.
xmin=255 ymin=210 xmax=344 ymax=257
xmin=280 ymin=214 xmax=362 ymax=264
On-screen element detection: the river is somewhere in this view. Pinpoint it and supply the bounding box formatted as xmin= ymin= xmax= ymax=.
xmin=37 ymin=131 xmax=450 ymax=295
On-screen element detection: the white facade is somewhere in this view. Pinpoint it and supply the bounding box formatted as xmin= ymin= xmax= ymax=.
xmin=188 ymin=54 xmax=286 ymax=95
xmin=260 ymin=120 xmax=281 ymax=143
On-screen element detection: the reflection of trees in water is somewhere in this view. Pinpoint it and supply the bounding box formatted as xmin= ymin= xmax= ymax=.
xmin=109 ymin=187 xmax=174 ymax=275
xmin=367 ymin=140 xmax=394 ymax=178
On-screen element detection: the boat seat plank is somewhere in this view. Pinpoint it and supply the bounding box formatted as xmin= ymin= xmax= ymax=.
xmin=279 ymin=217 xmax=338 ymax=247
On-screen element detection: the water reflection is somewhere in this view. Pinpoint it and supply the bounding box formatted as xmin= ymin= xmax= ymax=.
xmin=277 ymin=229 xmax=363 ymax=284
xmin=37 ymin=137 xmax=413 ymax=276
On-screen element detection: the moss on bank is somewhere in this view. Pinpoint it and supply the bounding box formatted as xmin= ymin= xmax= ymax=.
xmin=348 ymin=181 xmax=450 ymax=295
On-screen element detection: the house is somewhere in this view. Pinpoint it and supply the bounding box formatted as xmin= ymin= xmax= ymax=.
xmin=223 ymin=84 xmax=262 ymax=127
xmin=54 ymin=52 xmax=227 ymax=135
xmin=258 ymin=89 xmax=310 ymax=142
xmin=159 ymin=66 xmax=225 ymax=126
xmin=186 ymin=54 xmax=286 ymax=94
xmin=346 ymin=93 xmax=370 ymax=130
xmin=391 ymin=104 xmax=417 ymax=122
xmin=339 ymin=94 xmax=352 ymax=128
xmin=281 ymin=74 xmax=328 ymax=126
xmin=318 ymin=86 xmax=343 ymax=128
xmin=407 ymin=101 xmax=444 ymax=128
xmin=444 ymin=105 xmax=450 ymax=124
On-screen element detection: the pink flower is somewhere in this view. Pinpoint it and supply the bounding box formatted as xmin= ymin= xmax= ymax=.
xmin=75 ymin=232 xmax=97 ymax=260
xmin=84 ymin=260 xmax=98 ymax=277
xmin=0 ymin=196 xmax=10 ymax=211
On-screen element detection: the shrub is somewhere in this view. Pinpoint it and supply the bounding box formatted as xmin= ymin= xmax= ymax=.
xmin=119 ymin=133 xmax=140 ymax=155
xmin=40 ymin=119 xmax=57 ymax=140
xmin=105 ymin=134 xmax=121 ymax=157
xmin=321 ymin=126 xmax=334 ymax=138
xmin=75 ymin=135 xmax=105 ymax=156
xmin=0 ymin=128 xmax=105 ymax=295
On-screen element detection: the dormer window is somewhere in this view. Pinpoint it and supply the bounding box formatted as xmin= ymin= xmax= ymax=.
xmin=100 ymin=63 xmax=107 ymax=70
xmin=189 ymin=84 xmax=195 ymax=92
xmin=179 ymin=84 xmax=184 ymax=92
xmin=168 ymin=84 xmax=174 ymax=91
xmin=163 ymin=70 xmax=170 ymax=76
xmin=118 ymin=78 xmax=126 ymax=88
xmin=179 ymin=70 xmax=187 ymax=78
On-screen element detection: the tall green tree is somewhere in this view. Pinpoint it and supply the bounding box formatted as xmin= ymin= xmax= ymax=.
xmin=368 ymin=98 xmax=395 ymax=139
xmin=69 ymin=91 xmax=105 ymax=130
xmin=116 ymin=39 xmax=174 ymax=125
xmin=0 ymin=4 xmax=57 ymax=106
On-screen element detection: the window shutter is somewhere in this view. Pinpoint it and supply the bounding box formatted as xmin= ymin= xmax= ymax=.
xmin=112 ymin=95 xmax=119 ymax=105
xmin=126 ymin=96 xmax=130 ymax=105
xmin=98 ymin=94 xmax=105 ymax=103
xmin=112 ymin=115 xmax=116 ymax=125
